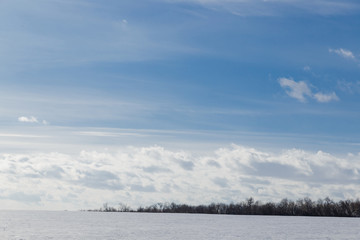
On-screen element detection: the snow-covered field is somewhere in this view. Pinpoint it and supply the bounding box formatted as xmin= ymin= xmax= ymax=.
xmin=0 ymin=211 xmax=359 ymax=239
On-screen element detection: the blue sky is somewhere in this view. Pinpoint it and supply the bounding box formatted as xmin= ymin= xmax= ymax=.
xmin=1 ymin=0 xmax=360 ymax=210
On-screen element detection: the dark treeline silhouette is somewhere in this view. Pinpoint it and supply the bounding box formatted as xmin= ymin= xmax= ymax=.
xmin=91 ymin=197 xmax=360 ymax=217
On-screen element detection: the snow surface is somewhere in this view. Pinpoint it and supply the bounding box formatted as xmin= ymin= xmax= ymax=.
xmin=0 ymin=211 xmax=359 ymax=239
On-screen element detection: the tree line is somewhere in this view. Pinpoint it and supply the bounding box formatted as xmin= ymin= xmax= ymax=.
xmin=91 ymin=197 xmax=360 ymax=217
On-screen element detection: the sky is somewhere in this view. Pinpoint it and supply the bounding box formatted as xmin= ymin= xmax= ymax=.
xmin=0 ymin=0 xmax=360 ymax=210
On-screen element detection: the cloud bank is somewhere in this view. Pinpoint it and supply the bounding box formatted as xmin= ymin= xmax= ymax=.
xmin=0 ymin=144 xmax=359 ymax=210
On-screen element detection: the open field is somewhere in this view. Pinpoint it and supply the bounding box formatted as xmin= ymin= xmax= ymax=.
xmin=1 ymin=211 xmax=359 ymax=240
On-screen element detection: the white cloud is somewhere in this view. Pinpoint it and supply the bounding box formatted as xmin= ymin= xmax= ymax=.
xmin=313 ymin=92 xmax=339 ymax=103
xmin=278 ymin=78 xmax=312 ymax=102
xmin=329 ymin=48 xmax=356 ymax=60
xmin=278 ymin=77 xmax=339 ymax=103
xmin=337 ymin=80 xmax=360 ymax=94
xmin=18 ymin=116 xmax=49 ymax=125
xmin=0 ymin=144 xmax=359 ymax=210
xmin=18 ymin=116 xmax=39 ymax=123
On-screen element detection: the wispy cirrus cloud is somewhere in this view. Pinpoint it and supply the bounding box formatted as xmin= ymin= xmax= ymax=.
xmin=165 ymin=0 xmax=360 ymax=16
xmin=337 ymin=80 xmax=360 ymax=94
xmin=313 ymin=92 xmax=339 ymax=103
xmin=278 ymin=78 xmax=339 ymax=103
xmin=0 ymin=0 xmax=200 ymax=73
xmin=303 ymin=66 xmax=311 ymax=72
xmin=329 ymin=48 xmax=356 ymax=60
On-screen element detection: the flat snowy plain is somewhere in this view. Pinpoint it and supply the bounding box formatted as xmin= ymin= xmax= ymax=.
xmin=0 ymin=211 xmax=359 ymax=239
